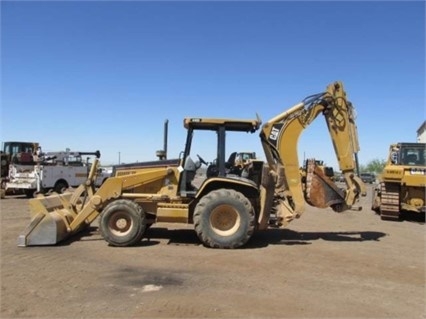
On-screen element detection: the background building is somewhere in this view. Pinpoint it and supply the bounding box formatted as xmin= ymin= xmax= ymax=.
xmin=417 ymin=121 xmax=426 ymax=143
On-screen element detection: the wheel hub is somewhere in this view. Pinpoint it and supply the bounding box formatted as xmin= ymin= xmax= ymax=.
xmin=109 ymin=212 xmax=132 ymax=236
xmin=210 ymin=204 xmax=241 ymax=236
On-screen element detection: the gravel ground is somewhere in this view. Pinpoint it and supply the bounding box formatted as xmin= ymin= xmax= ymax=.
xmin=1 ymin=184 xmax=425 ymax=318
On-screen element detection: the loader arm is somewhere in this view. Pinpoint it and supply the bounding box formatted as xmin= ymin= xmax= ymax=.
xmin=259 ymin=81 xmax=365 ymax=228
xmin=18 ymin=158 xmax=176 ymax=246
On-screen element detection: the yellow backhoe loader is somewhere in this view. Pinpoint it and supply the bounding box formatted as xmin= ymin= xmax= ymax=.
xmin=18 ymin=81 xmax=365 ymax=248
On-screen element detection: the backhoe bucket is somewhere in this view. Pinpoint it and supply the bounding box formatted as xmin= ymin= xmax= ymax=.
xmin=17 ymin=192 xmax=80 ymax=247
xmin=304 ymin=161 xmax=346 ymax=210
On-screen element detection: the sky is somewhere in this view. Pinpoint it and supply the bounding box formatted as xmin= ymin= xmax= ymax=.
xmin=1 ymin=1 xmax=425 ymax=170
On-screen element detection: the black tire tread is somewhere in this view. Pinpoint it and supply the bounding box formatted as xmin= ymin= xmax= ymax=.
xmin=99 ymin=199 xmax=146 ymax=247
xmin=194 ymin=189 xmax=254 ymax=249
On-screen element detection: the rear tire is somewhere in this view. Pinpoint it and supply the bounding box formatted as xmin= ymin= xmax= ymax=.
xmin=194 ymin=189 xmax=254 ymax=249
xmin=99 ymin=199 xmax=146 ymax=247
xmin=54 ymin=181 xmax=68 ymax=194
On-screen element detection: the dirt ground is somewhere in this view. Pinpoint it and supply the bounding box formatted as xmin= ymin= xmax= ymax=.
xmin=0 ymin=185 xmax=425 ymax=319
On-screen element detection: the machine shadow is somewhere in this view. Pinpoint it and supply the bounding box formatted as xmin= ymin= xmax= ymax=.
xmin=134 ymin=227 xmax=387 ymax=249
xmin=372 ymin=211 xmax=425 ymax=225
xmin=3 ymin=195 xmax=28 ymax=200
xmin=245 ymin=229 xmax=387 ymax=249
xmin=57 ymin=226 xmax=387 ymax=249
xmin=56 ymin=226 xmax=103 ymax=246
xmin=400 ymin=211 xmax=425 ymax=224
xmin=141 ymin=227 xmax=202 ymax=247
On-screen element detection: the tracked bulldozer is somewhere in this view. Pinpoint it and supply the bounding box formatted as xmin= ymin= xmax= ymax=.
xmin=18 ymin=81 xmax=365 ymax=248
xmin=372 ymin=142 xmax=426 ymax=220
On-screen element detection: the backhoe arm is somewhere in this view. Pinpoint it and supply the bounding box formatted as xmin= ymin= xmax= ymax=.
xmin=259 ymin=81 xmax=365 ymax=228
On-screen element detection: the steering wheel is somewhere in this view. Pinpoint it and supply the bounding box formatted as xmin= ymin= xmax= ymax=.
xmin=196 ymin=154 xmax=208 ymax=166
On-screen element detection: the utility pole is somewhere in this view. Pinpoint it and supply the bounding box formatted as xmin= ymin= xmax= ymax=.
xmin=118 ymin=152 xmax=121 ymax=165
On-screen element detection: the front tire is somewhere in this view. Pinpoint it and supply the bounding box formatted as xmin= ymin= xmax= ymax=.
xmin=99 ymin=199 xmax=146 ymax=247
xmin=194 ymin=189 xmax=255 ymax=249
xmin=24 ymin=189 xmax=36 ymax=198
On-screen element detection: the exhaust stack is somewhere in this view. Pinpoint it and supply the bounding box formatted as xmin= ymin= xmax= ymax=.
xmin=156 ymin=119 xmax=169 ymax=160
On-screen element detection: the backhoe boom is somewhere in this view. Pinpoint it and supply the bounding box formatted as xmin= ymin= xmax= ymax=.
xmin=259 ymin=81 xmax=365 ymax=228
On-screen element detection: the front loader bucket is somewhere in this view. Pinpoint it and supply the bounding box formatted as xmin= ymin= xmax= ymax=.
xmin=17 ymin=192 xmax=81 ymax=247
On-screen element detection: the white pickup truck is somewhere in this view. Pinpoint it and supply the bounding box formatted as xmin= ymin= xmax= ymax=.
xmin=6 ymin=150 xmax=111 ymax=197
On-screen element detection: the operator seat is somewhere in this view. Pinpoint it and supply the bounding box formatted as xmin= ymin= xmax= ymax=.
xmin=180 ymin=156 xmax=199 ymax=196
xmin=206 ymin=152 xmax=239 ymax=178
xmin=226 ymin=152 xmax=242 ymax=176
xmin=225 ymin=152 xmax=237 ymax=169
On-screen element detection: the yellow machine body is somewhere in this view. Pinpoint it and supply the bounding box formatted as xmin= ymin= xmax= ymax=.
xmin=19 ymin=81 xmax=365 ymax=248
xmin=372 ymin=142 xmax=426 ymax=220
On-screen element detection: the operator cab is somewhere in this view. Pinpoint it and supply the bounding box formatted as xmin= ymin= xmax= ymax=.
xmin=178 ymin=117 xmax=261 ymax=197
xmin=2 ymin=141 xmax=39 ymax=165
xmin=390 ymin=143 xmax=426 ymax=166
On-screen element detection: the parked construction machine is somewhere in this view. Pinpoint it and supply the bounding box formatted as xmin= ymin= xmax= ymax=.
xmin=372 ymin=142 xmax=426 ymax=220
xmin=18 ymin=81 xmax=365 ymax=248
xmin=1 ymin=141 xmax=39 ymax=198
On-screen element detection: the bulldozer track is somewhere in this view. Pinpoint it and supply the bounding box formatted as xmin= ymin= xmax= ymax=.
xmin=379 ymin=182 xmax=400 ymax=220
